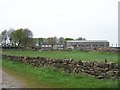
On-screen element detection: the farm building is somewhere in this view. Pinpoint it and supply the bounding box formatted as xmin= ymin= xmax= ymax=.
xmin=66 ymin=40 xmax=109 ymax=50
xmin=41 ymin=43 xmax=65 ymax=50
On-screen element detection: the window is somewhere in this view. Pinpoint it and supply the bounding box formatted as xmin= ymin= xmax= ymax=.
xmin=61 ymin=45 xmax=63 ymax=47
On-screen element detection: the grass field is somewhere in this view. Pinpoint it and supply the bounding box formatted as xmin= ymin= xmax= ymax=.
xmin=2 ymin=50 xmax=119 ymax=88
xmin=2 ymin=59 xmax=119 ymax=88
xmin=2 ymin=50 xmax=118 ymax=62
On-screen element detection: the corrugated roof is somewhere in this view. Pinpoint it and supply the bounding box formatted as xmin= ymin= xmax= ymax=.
xmin=67 ymin=40 xmax=109 ymax=43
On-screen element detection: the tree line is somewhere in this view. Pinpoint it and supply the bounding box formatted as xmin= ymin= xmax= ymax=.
xmin=0 ymin=28 xmax=86 ymax=49
xmin=0 ymin=28 xmax=34 ymax=49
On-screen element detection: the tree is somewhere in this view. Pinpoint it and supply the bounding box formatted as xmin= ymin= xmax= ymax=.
xmin=22 ymin=28 xmax=33 ymax=48
xmin=76 ymin=37 xmax=86 ymax=40
xmin=24 ymin=28 xmax=33 ymax=38
xmin=38 ymin=38 xmax=44 ymax=46
xmin=53 ymin=36 xmax=58 ymax=44
xmin=82 ymin=38 xmax=86 ymax=40
xmin=47 ymin=37 xmax=57 ymax=47
xmin=1 ymin=30 xmax=8 ymax=46
xmin=14 ymin=29 xmax=25 ymax=47
xmin=26 ymin=38 xmax=35 ymax=49
xmin=47 ymin=37 xmax=54 ymax=46
xmin=0 ymin=28 xmax=34 ymax=49
xmin=58 ymin=37 xmax=65 ymax=43
xmin=0 ymin=33 xmax=2 ymax=46
xmin=76 ymin=37 xmax=82 ymax=40
xmin=65 ymin=38 xmax=74 ymax=41
xmin=10 ymin=28 xmax=33 ymax=48
xmin=7 ymin=28 xmax=15 ymax=46
xmin=10 ymin=30 xmax=18 ymax=47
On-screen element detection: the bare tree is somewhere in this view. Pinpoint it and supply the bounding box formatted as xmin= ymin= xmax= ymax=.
xmin=1 ymin=30 xmax=7 ymax=46
xmin=7 ymin=28 xmax=15 ymax=46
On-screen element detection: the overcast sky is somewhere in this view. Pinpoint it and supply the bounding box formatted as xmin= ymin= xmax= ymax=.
xmin=0 ymin=0 xmax=119 ymax=46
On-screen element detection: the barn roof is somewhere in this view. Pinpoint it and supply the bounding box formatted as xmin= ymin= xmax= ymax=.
xmin=66 ymin=40 xmax=109 ymax=43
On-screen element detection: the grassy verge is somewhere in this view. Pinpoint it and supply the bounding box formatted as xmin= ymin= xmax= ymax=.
xmin=2 ymin=50 xmax=118 ymax=62
xmin=2 ymin=59 xmax=119 ymax=88
xmin=0 ymin=59 xmax=2 ymax=67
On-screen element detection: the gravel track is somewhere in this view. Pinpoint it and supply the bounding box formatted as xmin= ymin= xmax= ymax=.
xmin=0 ymin=68 xmax=24 ymax=89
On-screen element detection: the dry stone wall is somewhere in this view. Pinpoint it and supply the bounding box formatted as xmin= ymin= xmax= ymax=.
xmin=2 ymin=55 xmax=120 ymax=79
xmin=96 ymin=47 xmax=120 ymax=52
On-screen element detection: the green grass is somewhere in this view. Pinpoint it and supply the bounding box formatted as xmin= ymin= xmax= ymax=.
xmin=2 ymin=50 xmax=118 ymax=62
xmin=2 ymin=59 xmax=119 ymax=88
xmin=0 ymin=59 xmax=2 ymax=67
xmin=2 ymin=50 xmax=119 ymax=88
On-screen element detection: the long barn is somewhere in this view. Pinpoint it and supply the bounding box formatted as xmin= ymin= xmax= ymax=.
xmin=66 ymin=40 xmax=109 ymax=50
